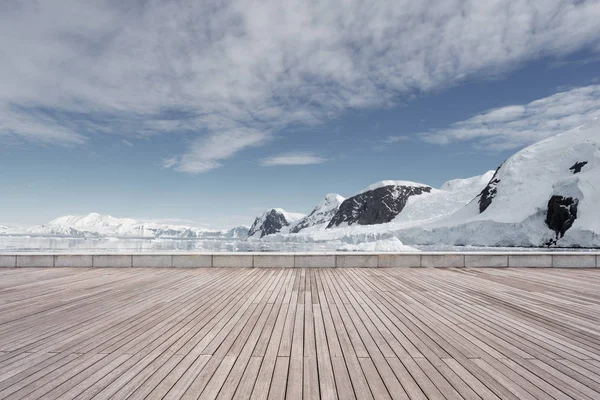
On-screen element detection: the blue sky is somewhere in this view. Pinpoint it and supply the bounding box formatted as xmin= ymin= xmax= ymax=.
xmin=1 ymin=1 xmax=600 ymax=229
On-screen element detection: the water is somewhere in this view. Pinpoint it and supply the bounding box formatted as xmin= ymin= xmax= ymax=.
xmin=0 ymin=236 xmax=339 ymax=253
xmin=0 ymin=236 xmax=596 ymax=253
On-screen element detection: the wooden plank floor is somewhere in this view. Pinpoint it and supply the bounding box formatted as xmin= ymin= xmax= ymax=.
xmin=0 ymin=268 xmax=599 ymax=399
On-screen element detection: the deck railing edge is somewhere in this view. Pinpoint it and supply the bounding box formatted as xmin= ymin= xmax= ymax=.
xmin=1 ymin=252 xmax=598 ymax=268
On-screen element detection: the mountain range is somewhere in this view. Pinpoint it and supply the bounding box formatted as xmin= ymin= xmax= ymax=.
xmin=5 ymin=213 xmax=249 ymax=239
xmin=254 ymin=120 xmax=600 ymax=248
xmin=2 ymin=120 xmax=598 ymax=248
xmin=252 ymin=171 xmax=495 ymax=242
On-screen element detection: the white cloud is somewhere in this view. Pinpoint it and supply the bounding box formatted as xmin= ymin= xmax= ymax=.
xmin=371 ymin=135 xmax=411 ymax=151
xmin=1 ymin=0 xmax=600 ymax=171
xmin=422 ymin=84 xmax=600 ymax=150
xmin=169 ymin=128 xmax=270 ymax=173
xmin=0 ymin=106 xmax=87 ymax=145
xmin=383 ymin=135 xmax=411 ymax=144
xmin=260 ymin=152 xmax=327 ymax=167
xmin=161 ymin=157 xmax=178 ymax=169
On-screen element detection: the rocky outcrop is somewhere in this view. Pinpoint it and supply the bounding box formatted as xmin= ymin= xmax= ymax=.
xmin=477 ymin=165 xmax=502 ymax=213
xmin=569 ymin=161 xmax=588 ymax=174
xmin=546 ymin=196 xmax=579 ymax=239
xmin=327 ymin=184 xmax=431 ymax=228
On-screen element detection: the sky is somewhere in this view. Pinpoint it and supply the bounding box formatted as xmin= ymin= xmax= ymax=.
xmin=1 ymin=0 xmax=600 ymax=229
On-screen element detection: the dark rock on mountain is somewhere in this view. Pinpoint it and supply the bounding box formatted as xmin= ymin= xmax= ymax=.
xmin=569 ymin=161 xmax=588 ymax=174
xmin=477 ymin=165 xmax=502 ymax=213
xmin=327 ymin=184 xmax=431 ymax=228
xmin=546 ymin=195 xmax=579 ymax=239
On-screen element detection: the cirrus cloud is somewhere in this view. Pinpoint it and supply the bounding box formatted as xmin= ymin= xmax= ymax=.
xmin=1 ymin=0 xmax=600 ymax=171
xmin=422 ymin=84 xmax=600 ymax=150
xmin=260 ymin=152 xmax=328 ymax=167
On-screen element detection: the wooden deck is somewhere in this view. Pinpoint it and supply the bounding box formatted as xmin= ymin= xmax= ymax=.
xmin=1 ymin=268 xmax=599 ymax=399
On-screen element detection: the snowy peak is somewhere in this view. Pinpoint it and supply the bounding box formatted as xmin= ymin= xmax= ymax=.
xmin=359 ymin=180 xmax=430 ymax=195
xmin=314 ymin=194 xmax=345 ymax=213
xmin=247 ymin=209 xmax=305 ymax=239
xmin=328 ymin=182 xmax=432 ymax=228
xmin=290 ymin=194 xmax=345 ymax=233
xmin=440 ymin=170 xmax=495 ymax=192
xmin=47 ymin=213 xmax=139 ymax=234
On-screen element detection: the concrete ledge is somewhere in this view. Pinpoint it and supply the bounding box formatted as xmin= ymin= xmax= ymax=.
xmin=172 ymin=255 xmax=212 ymax=268
xmin=253 ymin=255 xmax=295 ymax=268
xmin=93 ymin=255 xmax=132 ymax=268
xmin=422 ymin=254 xmax=464 ymax=268
xmin=0 ymin=255 xmax=16 ymax=268
xmin=1 ymin=252 xmax=598 ymax=268
xmin=465 ymin=254 xmax=508 ymax=268
xmin=509 ymin=254 xmax=552 ymax=268
xmin=213 ymin=255 xmax=253 ymax=268
xmin=16 ymin=255 xmax=54 ymax=267
xmin=336 ymin=255 xmax=379 ymax=268
xmin=552 ymin=254 xmax=596 ymax=268
xmin=55 ymin=255 xmax=93 ymax=268
xmin=295 ymin=255 xmax=336 ymax=268
xmin=133 ymin=255 xmax=172 ymax=268
xmin=378 ymin=254 xmax=421 ymax=268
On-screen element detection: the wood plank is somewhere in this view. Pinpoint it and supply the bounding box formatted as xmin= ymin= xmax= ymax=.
xmin=0 ymin=267 xmax=598 ymax=400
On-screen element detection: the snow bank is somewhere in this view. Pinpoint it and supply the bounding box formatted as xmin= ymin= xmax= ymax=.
xmin=337 ymin=237 xmax=418 ymax=252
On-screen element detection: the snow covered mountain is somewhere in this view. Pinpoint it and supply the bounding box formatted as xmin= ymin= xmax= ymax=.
xmin=261 ymin=172 xmax=495 ymax=245
xmin=9 ymin=213 xmax=248 ymax=239
xmin=247 ymin=209 xmax=305 ymax=239
xmin=290 ymin=194 xmax=345 ymax=233
xmin=403 ymin=120 xmax=600 ymax=247
xmin=327 ymin=181 xmax=432 ymax=227
xmin=262 ymin=121 xmax=600 ymax=248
